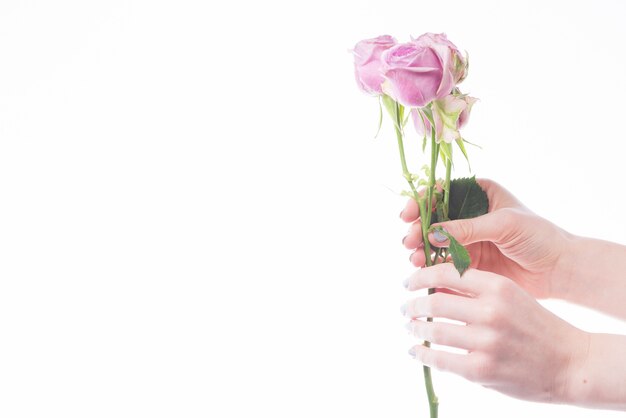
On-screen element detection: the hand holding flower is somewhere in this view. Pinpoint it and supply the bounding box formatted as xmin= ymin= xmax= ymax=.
xmin=401 ymin=179 xmax=573 ymax=299
xmin=402 ymin=263 xmax=589 ymax=403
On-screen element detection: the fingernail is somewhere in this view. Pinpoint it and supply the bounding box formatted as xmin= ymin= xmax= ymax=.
xmin=403 ymin=277 xmax=410 ymax=289
xmin=399 ymin=210 xmax=404 ymax=219
xmin=408 ymin=253 xmax=413 ymax=263
xmin=400 ymin=303 xmax=407 ymax=316
xmin=402 ymin=236 xmax=407 ymax=245
xmin=408 ymin=347 xmax=416 ymax=358
xmin=405 ymin=322 xmax=413 ymax=333
xmin=433 ymin=229 xmax=448 ymax=243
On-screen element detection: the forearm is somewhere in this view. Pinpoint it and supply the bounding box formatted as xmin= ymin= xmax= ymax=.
xmin=563 ymin=332 xmax=626 ymax=410
xmin=555 ymin=235 xmax=626 ymax=320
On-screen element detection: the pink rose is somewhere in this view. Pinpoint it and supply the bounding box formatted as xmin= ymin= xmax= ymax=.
xmin=352 ymin=35 xmax=397 ymax=95
xmin=412 ymin=94 xmax=477 ymax=143
xmin=381 ymin=41 xmax=455 ymax=107
xmin=413 ymin=33 xmax=467 ymax=84
xmin=457 ymin=95 xmax=477 ymax=129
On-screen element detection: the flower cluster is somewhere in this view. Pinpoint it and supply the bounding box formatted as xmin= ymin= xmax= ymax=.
xmin=352 ymin=33 xmax=484 ymax=418
xmin=353 ymin=33 xmax=476 ymax=145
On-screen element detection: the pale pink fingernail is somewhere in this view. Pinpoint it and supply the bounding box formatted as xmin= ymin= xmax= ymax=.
xmin=433 ymin=229 xmax=448 ymax=243
xmin=403 ymin=277 xmax=410 ymax=288
xmin=408 ymin=347 xmax=416 ymax=358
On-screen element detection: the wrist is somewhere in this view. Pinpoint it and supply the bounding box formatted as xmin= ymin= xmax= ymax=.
xmin=555 ymin=328 xmax=591 ymax=405
xmin=549 ymin=231 xmax=583 ymax=301
xmin=559 ymin=333 xmax=626 ymax=410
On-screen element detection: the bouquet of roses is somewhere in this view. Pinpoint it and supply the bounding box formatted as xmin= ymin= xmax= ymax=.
xmin=351 ymin=33 xmax=489 ymax=417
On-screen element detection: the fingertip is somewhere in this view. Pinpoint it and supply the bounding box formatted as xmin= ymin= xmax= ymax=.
xmin=403 ymin=223 xmax=423 ymax=249
xmin=400 ymin=198 xmax=419 ymax=222
xmin=409 ymin=250 xmax=426 ymax=267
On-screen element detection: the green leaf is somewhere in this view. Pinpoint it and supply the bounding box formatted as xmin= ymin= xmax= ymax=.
xmin=448 ymin=177 xmax=489 ymax=220
xmin=374 ymin=96 xmax=383 ymax=138
xmin=439 ymin=141 xmax=453 ymax=167
xmin=455 ymin=138 xmax=471 ymax=171
xmin=381 ymin=94 xmax=396 ymax=118
xmin=402 ymin=111 xmax=410 ymax=128
xmin=432 ymin=227 xmax=471 ymax=276
xmin=421 ymin=106 xmax=435 ymax=128
xmin=462 ymin=138 xmax=482 ymax=149
xmin=431 ymin=177 xmax=489 ymax=224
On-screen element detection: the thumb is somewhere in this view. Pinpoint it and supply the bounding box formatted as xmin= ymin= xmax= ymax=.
xmin=429 ymin=209 xmax=515 ymax=246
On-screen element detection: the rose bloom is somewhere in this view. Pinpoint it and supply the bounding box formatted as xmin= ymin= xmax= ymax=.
xmin=381 ymin=33 xmax=466 ymax=107
xmin=413 ymin=33 xmax=467 ymax=84
xmin=352 ymin=35 xmax=397 ymax=95
xmin=412 ymin=94 xmax=477 ymax=143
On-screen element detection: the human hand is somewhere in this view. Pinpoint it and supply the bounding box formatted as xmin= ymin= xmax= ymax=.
xmin=400 ymin=178 xmax=573 ymax=299
xmin=401 ymin=263 xmax=588 ymax=403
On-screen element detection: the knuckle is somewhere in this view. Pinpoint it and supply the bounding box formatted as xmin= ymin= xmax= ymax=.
xmin=489 ymin=277 xmax=511 ymax=298
xmin=497 ymin=207 xmax=516 ymax=224
xmin=497 ymin=207 xmax=529 ymax=230
xmin=481 ymin=303 xmax=501 ymax=325
xmin=456 ymin=220 xmax=474 ymax=241
xmin=479 ymin=330 xmax=501 ymax=352
xmin=468 ymin=354 xmax=496 ymax=382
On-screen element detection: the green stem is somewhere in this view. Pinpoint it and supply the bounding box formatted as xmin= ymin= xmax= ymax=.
xmin=423 ymin=363 xmax=438 ymax=418
xmin=393 ymin=102 xmax=418 ymax=201
xmin=421 ymin=127 xmax=439 ymax=418
xmin=443 ymin=150 xmax=452 ymax=221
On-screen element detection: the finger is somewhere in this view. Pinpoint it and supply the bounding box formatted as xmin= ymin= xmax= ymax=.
xmin=401 ymin=292 xmax=480 ymax=323
xmin=408 ymin=249 xmax=426 ymax=267
xmin=400 ymin=182 xmax=445 ymax=222
xmin=403 ymin=221 xmax=423 ymax=249
xmin=404 ymin=263 xmax=492 ymax=296
xmin=400 ymin=198 xmax=419 ymax=222
xmin=475 ymin=178 xmax=523 ymax=210
xmin=427 ymin=208 xmax=524 ymax=247
xmin=433 ymin=287 xmax=472 ymax=297
xmin=406 ymin=320 xmax=477 ymax=350
xmin=409 ymin=345 xmax=475 ymax=379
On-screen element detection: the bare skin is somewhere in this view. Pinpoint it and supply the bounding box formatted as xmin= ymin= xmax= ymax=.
xmin=400 ymin=179 xmax=626 ymax=410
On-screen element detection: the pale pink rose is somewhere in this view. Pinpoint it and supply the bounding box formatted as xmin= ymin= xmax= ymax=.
xmin=457 ymin=95 xmax=477 ymax=128
xmin=381 ymin=41 xmax=455 ymax=107
xmin=412 ymin=94 xmax=477 ymax=143
xmin=352 ymin=35 xmax=397 ymax=95
xmin=413 ymin=33 xmax=467 ymax=84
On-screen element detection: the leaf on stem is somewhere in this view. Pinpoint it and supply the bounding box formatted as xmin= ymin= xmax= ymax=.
xmin=455 ymin=138 xmax=471 ymax=171
xmin=431 ymin=227 xmax=471 ymax=276
xmin=447 ymin=176 xmax=489 ymax=220
xmin=439 ymin=141 xmax=453 ymax=168
xmin=462 ymin=138 xmax=482 ymax=149
xmin=381 ymin=94 xmax=403 ymax=131
xmin=431 ymin=177 xmax=488 ymax=223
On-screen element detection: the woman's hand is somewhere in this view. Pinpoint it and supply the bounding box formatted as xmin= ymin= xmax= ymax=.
xmin=402 ymin=263 xmax=589 ymax=403
xmin=400 ymin=178 xmax=574 ymax=299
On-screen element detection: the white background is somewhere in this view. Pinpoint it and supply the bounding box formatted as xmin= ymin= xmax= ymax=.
xmin=1 ymin=0 xmax=625 ymax=417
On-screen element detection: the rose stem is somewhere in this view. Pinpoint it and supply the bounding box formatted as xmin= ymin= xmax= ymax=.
xmin=393 ymin=102 xmax=418 ymax=201
xmin=420 ymin=127 xmax=439 ymax=418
